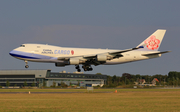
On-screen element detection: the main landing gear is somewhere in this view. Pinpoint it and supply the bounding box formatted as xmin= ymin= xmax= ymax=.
xmin=75 ymin=65 xmax=81 ymax=72
xmin=25 ymin=60 xmax=29 ymax=68
xmin=75 ymin=65 xmax=93 ymax=72
xmin=82 ymin=65 xmax=93 ymax=71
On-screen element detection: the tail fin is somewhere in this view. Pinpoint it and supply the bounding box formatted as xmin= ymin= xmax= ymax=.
xmin=137 ymin=29 xmax=166 ymax=51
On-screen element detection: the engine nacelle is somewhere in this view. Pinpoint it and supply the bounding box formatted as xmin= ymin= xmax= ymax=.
xmin=96 ymin=55 xmax=107 ymax=61
xmin=69 ymin=58 xmax=80 ymax=65
xmin=55 ymin=63 xmax=66 ymax=67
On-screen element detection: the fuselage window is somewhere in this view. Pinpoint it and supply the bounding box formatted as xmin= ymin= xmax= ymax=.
xmin=20 ymin=45 xmax=25 ymax=47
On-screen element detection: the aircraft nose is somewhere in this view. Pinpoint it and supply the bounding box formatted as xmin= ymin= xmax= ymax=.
xmin=9 ymin=50 xmax=15 ymax=56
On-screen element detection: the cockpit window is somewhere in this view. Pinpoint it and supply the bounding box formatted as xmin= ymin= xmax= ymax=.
xmin=20 ymin=45 xmax=25 ymax=47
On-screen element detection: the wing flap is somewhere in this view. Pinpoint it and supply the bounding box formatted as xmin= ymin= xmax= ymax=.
xmin=83 ymin=54 xmax=96 ymax=59
xmin=57 ymin=57 xmax=70 ymax=60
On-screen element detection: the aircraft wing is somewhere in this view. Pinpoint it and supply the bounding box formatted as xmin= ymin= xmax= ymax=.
xmin=81 ymin=46 xmax=145 ymax=66
xmin=57 ymin=45 xmax=145 ymax=66
xmin=83 ymin=45 xmax=145 ymax=59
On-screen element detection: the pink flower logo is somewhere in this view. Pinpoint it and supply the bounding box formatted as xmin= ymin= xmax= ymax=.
xmin=144 ymin=35 xmax=160 ymax=50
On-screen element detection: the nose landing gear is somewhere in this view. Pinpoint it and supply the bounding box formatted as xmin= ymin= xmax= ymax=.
xmin=25 ymin=60 xmax=29 ymax=68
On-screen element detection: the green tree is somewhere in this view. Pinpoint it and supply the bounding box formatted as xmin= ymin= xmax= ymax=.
xmin=43 ymin=81 xmax=46 ymax=87
xmin=31 ymin=82 xmax=36 ymax=87
xmin=118 ymin=82 xmax=123 ymax=86
xmin=14 ymin=84 xmax=17 ymax=87
xmin=69 ymin=82 xmax=72 ymax=86
xmin=168 ymin=71 xmax=180 ymax=79
xmin=126 ymin=78 xmax=130 ymax=85
xmin=6 ymin=80 xmax=10 ymax=87
xmin=167 ymin=78 xmax=173 ymax=85
xmin=156 ymin=81 xmax=160 ymax=85
xmin=77 ymin=81 xmax=80 ymax=86
xmin=135 ymin=74 xmax=141 ymax=79
xmin=23 ymin=81 xmax=28 ymax=87
xmin=173 ymin=77 xmax=175 ymax=87
xmin=60 ymin=81 xmax=67 ymax=87
xmin=96 ymin=73 xmax=102 ymax=75
xmin=107 ymin=76 xmax=112 ymax=86
xmin=176 ymin=77 xmax=179 ymax=87
xmin=52 ymin=81 xmax=56 ymax=87
xmin=112 ymin=75 xmax=117 ymax=84
xmin=130 ymin=78 xmax=135 ymax=85
xmin=166 ymin=78 xmax=170 ymax=85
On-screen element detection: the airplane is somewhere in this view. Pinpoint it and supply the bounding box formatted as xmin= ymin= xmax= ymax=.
xmin=9 ymin=29 xmax=170 ymax=72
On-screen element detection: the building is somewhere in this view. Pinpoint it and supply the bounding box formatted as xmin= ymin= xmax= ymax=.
xmin=138 ymin=79 xmax=146 ymax=84
xmin=135 ymin=78 xmax=160 ymax=86
xmin=0 ymin=70 xmax=107 ymax=87
xmin=151 ymin=78 xmax=159 ymax=85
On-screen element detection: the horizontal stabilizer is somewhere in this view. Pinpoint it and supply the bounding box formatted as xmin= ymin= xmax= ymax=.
xmin=142 ymin=51 xmax=171 ymax=56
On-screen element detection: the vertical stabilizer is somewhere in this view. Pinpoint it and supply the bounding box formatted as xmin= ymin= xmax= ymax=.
xmin=137 ymin=29 xmax=166 ymax=51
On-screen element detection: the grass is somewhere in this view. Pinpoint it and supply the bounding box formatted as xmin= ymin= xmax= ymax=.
xmin=0 ymin=89 xmax=180 ymax=111
xmin=0 ymin=88 xmax=180 ymax=92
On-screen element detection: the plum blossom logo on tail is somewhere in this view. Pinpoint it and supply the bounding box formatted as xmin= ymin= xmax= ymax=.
xmin=144 ymin=35 xmax=160 ymax=50
xmin=71 ymin=50 xmax=74 ymax=55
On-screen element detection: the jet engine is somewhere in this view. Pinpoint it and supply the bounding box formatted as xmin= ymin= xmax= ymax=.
xmin=96 ymin=55 xmax=107 ymax=61
xmin=69 ymin=58 xmax=80 ymax=65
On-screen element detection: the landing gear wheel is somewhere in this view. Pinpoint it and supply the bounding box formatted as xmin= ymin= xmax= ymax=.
xmin=77 ymin=69 xmax=81 ymax=72
xmin=75 ymin=65 xmax=80 ymax=69
xmin=84 ymin=68 xmax=87 ymax=71
xmin=82 ymin=65 xmax=93 ymax=71
xmin=75 ymin=65 xmax=81 ymax=72
xmin=25 ymin=65 xmax=29 ymax=68
xmin=24 ymin=60 xmax=29 ymax=69
xmin=89 ymin=68 xmax=93 ymax=71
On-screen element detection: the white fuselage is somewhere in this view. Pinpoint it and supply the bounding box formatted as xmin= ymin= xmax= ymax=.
xmin=9 ymin=44 xmax=161 ymax=65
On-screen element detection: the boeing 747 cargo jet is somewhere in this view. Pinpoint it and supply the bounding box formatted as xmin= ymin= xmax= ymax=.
xmin=9 ymin=29 xmax=170 ymax=72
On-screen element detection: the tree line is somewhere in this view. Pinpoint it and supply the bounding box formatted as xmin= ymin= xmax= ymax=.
xmin=103 ymin=71 xmax=180 ymax=87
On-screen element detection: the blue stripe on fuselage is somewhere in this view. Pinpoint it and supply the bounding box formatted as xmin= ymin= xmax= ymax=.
xmin=9 ymin=50 xmax=52 ymax=59
xmin=9 ymin=53 xmax=40 ymax=59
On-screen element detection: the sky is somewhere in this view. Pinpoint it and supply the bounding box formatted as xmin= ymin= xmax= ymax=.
xmin=0 ymin=0 xmax=179 ymax=76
